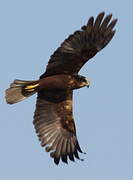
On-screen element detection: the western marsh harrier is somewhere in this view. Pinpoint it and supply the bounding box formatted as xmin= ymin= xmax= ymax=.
xmin=5 ymin=12 xmax=117 ymax=165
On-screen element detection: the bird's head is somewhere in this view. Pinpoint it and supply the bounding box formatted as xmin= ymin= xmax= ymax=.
xmin=72 ymin=74 xmax=90 ymax=89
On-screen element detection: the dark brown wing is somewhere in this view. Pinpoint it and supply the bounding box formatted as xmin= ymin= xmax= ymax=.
xmin=41 ymin=12 xmax=117 ymax=78
xmin=33 ymin=89 xmax=83 ymax=165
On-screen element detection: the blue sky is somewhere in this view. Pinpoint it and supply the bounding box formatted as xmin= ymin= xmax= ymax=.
xmin=0 ymin=0 xmax=133 ymax=179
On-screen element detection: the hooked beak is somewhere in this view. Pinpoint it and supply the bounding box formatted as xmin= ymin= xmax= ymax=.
xmin=86 ymin=79 xmax=90 ymax=88
xmin=86 ymin=85 xmax=90 ymax=88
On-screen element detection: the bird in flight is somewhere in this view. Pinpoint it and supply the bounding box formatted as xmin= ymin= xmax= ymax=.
xmin=5 ymin=12 xmax=117 ymax=165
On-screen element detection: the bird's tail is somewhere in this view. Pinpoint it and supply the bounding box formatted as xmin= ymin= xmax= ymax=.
xmin=5 ymin=79 xmax=39 ymax=104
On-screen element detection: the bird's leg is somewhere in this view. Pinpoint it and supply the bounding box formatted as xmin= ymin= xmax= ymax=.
xmin=24 ymin=83 xmax=39 ymax=91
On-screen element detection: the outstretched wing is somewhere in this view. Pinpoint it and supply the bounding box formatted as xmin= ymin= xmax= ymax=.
xmin=41 ymin=12 xmax=117 ymax=78
xmin=33 ymin=89 xmax=83 ymax=164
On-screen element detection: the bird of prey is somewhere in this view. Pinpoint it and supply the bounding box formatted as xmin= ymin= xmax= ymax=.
xmin=5 ymin=12 xmax=117 ymax=165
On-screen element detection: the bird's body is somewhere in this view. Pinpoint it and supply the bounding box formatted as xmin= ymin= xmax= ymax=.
xmin=38 ymin=74 xmax=89 ymax=91
xmin=5 ymin=12 xmax=117 ymax=165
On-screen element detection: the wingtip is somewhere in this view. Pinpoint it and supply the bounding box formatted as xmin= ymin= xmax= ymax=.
xmin=114 ymin=18 xmax=118 ymax=24
xmin=61 ymin=155 xmax=68 ymax=164
xmin=98 ymin=11 xmax=105 ymax=17
xmin=54 ymin=157 xmax=60 ymax=165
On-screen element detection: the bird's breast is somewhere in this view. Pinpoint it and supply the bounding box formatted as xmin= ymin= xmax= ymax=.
xmin=39 ymin=74 xmax=71 ymax=90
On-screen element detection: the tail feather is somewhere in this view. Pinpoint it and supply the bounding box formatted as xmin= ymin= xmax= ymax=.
xmin=5 ymin=79 xmax=39 ymax=104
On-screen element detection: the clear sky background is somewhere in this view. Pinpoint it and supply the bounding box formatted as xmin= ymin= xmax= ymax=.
xmin=0 ymin=0 xmax=133 ymax=179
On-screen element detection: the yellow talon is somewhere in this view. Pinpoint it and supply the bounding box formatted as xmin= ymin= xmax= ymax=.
xmin=26 ymin=88 xmax=35 ymax=92
xmin=25 ymin=83 xmax=39 ymax=90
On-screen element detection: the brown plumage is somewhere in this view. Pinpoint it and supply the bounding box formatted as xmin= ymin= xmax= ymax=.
xmin=5 ymin=12 xmax=117 ymax=165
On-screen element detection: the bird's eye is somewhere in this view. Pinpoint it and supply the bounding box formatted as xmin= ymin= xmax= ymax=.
xmin=76 ymin=76 xmax=85 ymax=81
